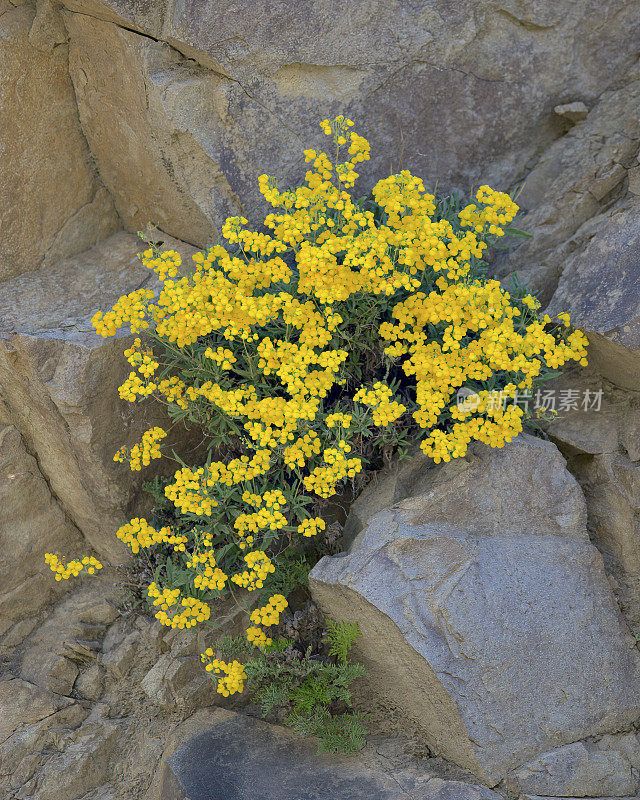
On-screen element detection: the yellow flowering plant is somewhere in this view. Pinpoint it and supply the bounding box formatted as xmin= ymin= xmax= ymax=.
xmin=47 ymin=116 xmax=588 ymax=705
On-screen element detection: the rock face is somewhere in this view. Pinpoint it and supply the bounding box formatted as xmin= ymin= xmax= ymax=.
xmin=492 ymin=64 xmax=639 ymax=301
xmin=543 ymin=370 xmax=640 ymax=633
xmin=546 ymin=201 xmax=640 ymax=391
xmin=504 ymin=737 xmax=640 ymax=797
xmin=309 ymin=435 xmax=640 ymax=786
xmin=0 ymin=0 xmax=119 ymax=281
xmin=154 ymin=709 xmax=502 ymax=800
xmin=0 ymin=231 xmax=194 ymax=564
xmin=0 ymin=409 xmax=84 ymax=636
xmin=60 ymin=0 xmax=640 ymax=245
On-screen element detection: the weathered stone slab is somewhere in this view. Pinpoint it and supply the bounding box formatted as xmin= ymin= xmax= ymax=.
xmin=546 ymin=201 xmax=640 ymax=391
xmin=155 ymin=709 xmax=501 ymax=800
xmin=310 ymin=435 xmax=640 ymax=786
xmin=0 ymin=1 xmax=118 ymax=280
xmin=0 ymin=231 xmax=193 ymax=563
xmin=61 ymin=0 xmax=640 ymax=244
xmin=504 ymin=739 xmax=639 ymax=797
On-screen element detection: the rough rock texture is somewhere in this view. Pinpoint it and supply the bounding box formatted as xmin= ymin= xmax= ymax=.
xmin=0 ymin=231 xmax=194 ymax=564
xmin=310 ymin=435 xmax=640 ymax=786
xmin=152 ymin=709 xmax=503 ymax=800
xmin=64 ymin=14 xmax=240 ymax=249
xmin=542 ymin=369 xmax=640 ymax=633
xmin=491 ymin=64 xmax=639 ymax=304
xmin=60 ymin=0 xmax=640 ymax=245
xmin=0 ymin=406 xmax=84 ymax=636
xmin=2 ymin=0 xmax=640 ymax=796
xmin=504 ymin=738 xmax=640 ymax=797
xmin=546 ymin=201 xmax=640 ymax=391
xmin=0 ymin=0 xmax=119 ymax=281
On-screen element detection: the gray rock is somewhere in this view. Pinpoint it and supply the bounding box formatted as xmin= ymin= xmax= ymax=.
xmin=0 ymin=231 xmax=194 ymax=565
xmin=156 ymin=709 xmax=502 ymax=800
xmin=493 ymin=69 xmax=640 ymax=302
xmin=505 ymin=740 xmax=638 ymax=796
xmin=546 ymin=201 xmax=640 ymax=391
xmin=310 ymin=435 xmax=640 ymax=785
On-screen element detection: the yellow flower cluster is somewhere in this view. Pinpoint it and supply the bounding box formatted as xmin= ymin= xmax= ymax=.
xmin=250 ymin=594 xmax=288 ymax=626
xmin=122 ymin=427 xmax=167 ymax=472
xmin=165 ymin=466 xmax=218 ymax=516
xmin=83 ymin=116 xmax=589 ymax=690
xmin=45 ymin=554 xmax=102 ymax=581
xmin=379 ymin=277 xmax=588 ymax=462
xmin=458 ymin=186 xmax=519 ymax=236
xmin=354 ymin=382 xmax=406 ymax=427
xmin=297 ymin=517 xmax=326 ymax=537
xmin=204 ymin=346 xmax=237 ymax=369
xmin=283 ymin=430 xmax=323 ymax=468
xmin=115 ymin=517 xmax=182 ymax=554
xmin=125 ymin=337 xmax=159 ymax=376
xmin=246 ymin=625 xmax=272 ymax=649
xmin=246 ymin=594 xmax=288 ymax=648
xmin=230 ymin=551 xmax=275 ymax=590
xmin=303 ymin=442 xmax=362 ymax=498
xmin=201 ymin=651 xmax=247 ymax=696
xmin=187 ymin=550 xmax=228 ymax=592
xmin=142 ymin=248 xmax=181 ymax=281
xmin=325 ymin=413 xmax=351 ymax=429
xmin=148 ymin=583 xmax=211 ymax=628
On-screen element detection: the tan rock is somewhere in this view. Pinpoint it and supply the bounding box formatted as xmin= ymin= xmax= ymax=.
xmin=141 ymin=653 xmax=214 ymax=710
xmin=0 ymin=231 xmax=195 ymax=564
xmin=65 ymin=15 xmax=237 ymax=248
xmin=310 ymin=435 xmax=640 ymax=785
xmin=75 ymin=663 xmax=105 ymax=701
xmin=0 ymin=2 xmax=119 ymax=281
xmin=100 ymin=630 xmax=140 ymax=678
xmin=61 ymin=0 xmax=640 ymax=245
xmin=20 ymin=583 xmax=122 ymax=691
xmin=0 ymin=415 xmax=84 ymax=636
xmin=0 ymin=678 xmax=60 ymax=743
xmin=0 ymin=700 xmax=87 ymax=782
xmin=554 ymin=101 xmax=589 ymax=123
xmin=35 ymin=712 xmax=120 ymax=800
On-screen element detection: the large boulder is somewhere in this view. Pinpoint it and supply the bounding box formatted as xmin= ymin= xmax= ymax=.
xmin=60 ymin=0 xmax=640 ymax=243
xmin=0 ymin=0 xmax=119 ymax=280
xmin=309 ymin=435 xmax=640 ymax=786
xmin=543 ymin=369 xmax=640 ymax=632
xmin=152 ymin=708 xmax=502 ymax=800
xmin=0 ymin=231 xmax=194 ymax=564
